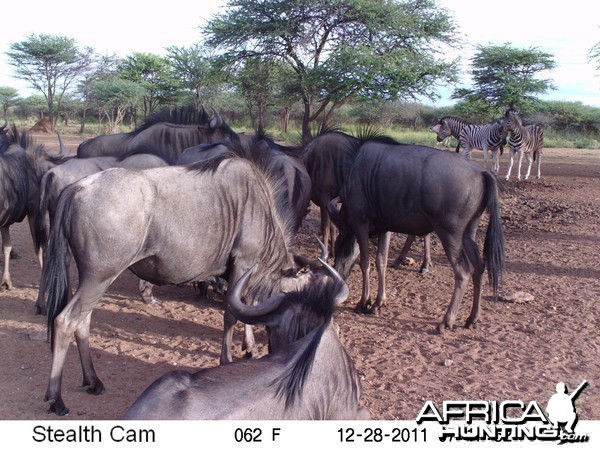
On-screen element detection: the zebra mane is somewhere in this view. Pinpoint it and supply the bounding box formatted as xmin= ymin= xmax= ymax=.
xmin=272 ymin=276 xmax=346 ymax=408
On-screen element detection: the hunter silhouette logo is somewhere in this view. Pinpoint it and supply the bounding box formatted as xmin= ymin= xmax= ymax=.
xmin=546 ymin=380 xmax=588 ymax=435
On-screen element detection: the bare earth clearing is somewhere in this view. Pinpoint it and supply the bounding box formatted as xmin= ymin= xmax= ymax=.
xmin=1 ymin=132 xmax=599 ymax=421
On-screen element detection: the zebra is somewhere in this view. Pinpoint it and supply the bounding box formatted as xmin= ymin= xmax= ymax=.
xmin=429 ymin=116 xmax=472 ymax=152
xmin=504 ymin=108 xmax=544 ymax=181
xmin=430 ymin=116 xmax=509 ymax=173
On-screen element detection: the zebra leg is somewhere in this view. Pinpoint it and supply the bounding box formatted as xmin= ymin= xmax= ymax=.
xmin=524 ymin=152 xmax=533 ymax=180
xmin=536 ymin=151 xmax=542 ymax=179
xmin=516 ymin=149 xmax=525 ymax=181
xmin=505 ymin=149 xmax=515 ymax=181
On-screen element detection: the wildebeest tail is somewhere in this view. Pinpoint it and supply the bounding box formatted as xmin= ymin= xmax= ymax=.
xmin=482 ymin=172 xmax=505 ymax=299
xmin=34 ymin=171 xmax=54 ymax=252
xmin=44 ymin=186 xmax=77 ymax=348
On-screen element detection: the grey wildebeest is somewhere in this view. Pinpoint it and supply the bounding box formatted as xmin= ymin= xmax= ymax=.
xmin=41 ymin=151 xmax=324 ymax=416
xmin=0 ymin=121 xmax=63 ymax=289
xmin=123 ymin=262 xmax=370 ymax=420
xmin=303 ymin=130 xmax=432 ymax=273
xmin=76 ymin=106 xmax=239 ymax=162
xmin=329 ymin=138 xmax=505 ymax=334
xmin=33 ymin=150 xmax=169 ymax=314
xmin=177 ymin=135 xmax=311 ymax=232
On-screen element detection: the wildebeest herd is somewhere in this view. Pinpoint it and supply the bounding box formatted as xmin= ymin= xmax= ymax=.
xmin=0 ymin=106 xmax=544 ymax=419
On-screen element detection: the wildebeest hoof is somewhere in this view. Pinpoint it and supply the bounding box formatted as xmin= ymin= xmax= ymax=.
xmin=46 ymin=398 xmax=69 ymax=416
xmin=419 ymin=267 xmax=429 ymax=275
xmin=465 ymin=317 xmax=478 ymax=329
xmin=85 ymin=383 xmax=105 ymax=396
xmin=436 ymin=321 xmax=453 ymax=335
xmin=0 ymin=281 xmax=12 ymax=291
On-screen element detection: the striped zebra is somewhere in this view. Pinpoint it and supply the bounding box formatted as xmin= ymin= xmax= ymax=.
xmin=504 ymin=108 xmax=544 ymax=181
xmin=430 ymin=116 xmax=508 ymax=173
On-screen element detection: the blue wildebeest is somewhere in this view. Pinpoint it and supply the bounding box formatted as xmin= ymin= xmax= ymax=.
xmin=329 ymin=138 xmax=505 ymax=334
xmin=33 ymin=151 xmax=170 ymax=314
xmin=303 ymin=130 xmax=432 ymax=273
xmin=76 ymin=106 xmax=239 ymax=162
xmin=0 ymin=121 xmax=64 ymax=289
xmin=177 ymin=136 xmax=311 ymax=232
xmin=41 ymin=151 xmax=325 ymax=416
xmin=123 ymin=261 xmax=370 ymax=420
xmin=504 ymin=108 xmax=544 ymax=181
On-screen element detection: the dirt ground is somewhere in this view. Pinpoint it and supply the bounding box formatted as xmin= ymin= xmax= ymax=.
xmin=0 ymin=132 xmax=599 ymax=421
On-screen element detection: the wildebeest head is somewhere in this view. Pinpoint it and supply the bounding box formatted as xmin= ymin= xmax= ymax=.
xmin=228 ymin=258 xmax=348 ymax=352
xmin=327 ymin=197 xmax=360 ymax=280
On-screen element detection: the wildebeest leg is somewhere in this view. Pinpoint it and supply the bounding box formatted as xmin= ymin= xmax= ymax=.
xmin=1 ymin=226 xmax=13 ymax=290
xmin=436 ymin=231 xmax=474 ymax=334
xmin=319 ymin=205 xmax=337 ymax=259
xmin=354 ymin=224 xmax=372 ymax=313
xmin=45 ymin=280 xmax=110 ymax=415
xmin=391 ymin=234 xmax=432 ymax=274
xmin=75 ymin=312 xmax=104 ymax=395
xmin=390 ymin=234 xmax=415 ymax=268
xmin=371 ymin=231 xmax=391 ymax=314
xmin=220 ymin=307 xmax=237 ymax=364
xmin=463 ymin=230 xmax=484 ymax=329
xmin=241 ymin=324 xmax=259 ymax=359
xmin=139 ymin=279 xmax=159 ymax=304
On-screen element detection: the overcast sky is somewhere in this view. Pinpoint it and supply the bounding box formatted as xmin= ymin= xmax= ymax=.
xmin=1 ymin=0 xmax=598 ymax=107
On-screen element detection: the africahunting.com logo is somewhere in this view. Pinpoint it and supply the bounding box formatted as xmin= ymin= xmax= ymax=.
xmin=416 ymin=380 xmax=589 ymax=444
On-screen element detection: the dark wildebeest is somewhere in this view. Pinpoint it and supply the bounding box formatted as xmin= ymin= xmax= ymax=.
xmin=33 ymin=151 xmax=169 ymax=314
xmin=123 ymin=262 xmax=370 ymax=420
xmin=76 ymin=106 xmax=239 ymax=162
xmin=303 ymin=130 xmax=431 ymax=273
xmin=41 ymin=152 xmax=324 ymax=416
xmin=329 ymin=138 xmax=505 ymax=334
xmin=0 ymin=121 xmax=63 ymax=289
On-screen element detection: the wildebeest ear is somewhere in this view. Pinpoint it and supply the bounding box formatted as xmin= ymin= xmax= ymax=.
xmin=328 ymin=197 xmax=342 ymax=226
xmin=209 ymin=107 xmax=223 ymax=129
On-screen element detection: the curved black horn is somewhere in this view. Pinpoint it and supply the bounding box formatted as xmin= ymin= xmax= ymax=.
xmin=227 ymin=265 xmax=287 ymax=325
xmin=209 ymin=107 xmax=223 ymax=129
xmin=317 ymin=257 xmax=349 ymax=306
xmin=293 ymin=233 xmax=328 ymax=268
xmin=48 ymin=130 xmax=65 ymax=160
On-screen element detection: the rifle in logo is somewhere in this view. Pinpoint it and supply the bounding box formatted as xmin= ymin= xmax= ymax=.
xmin=546 ymin=380 xmax=588 ymax=434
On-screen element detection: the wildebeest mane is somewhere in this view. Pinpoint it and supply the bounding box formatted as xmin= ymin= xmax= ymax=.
xmin=340 ymin=128 xmax=400 ymax=180
xmin=116 ymin=145 xmax=171 ymax=164
xmin=272 ymin=277 xmax=346 ymax=408
xmin=130 ymin=106 xmax=234 ymax=136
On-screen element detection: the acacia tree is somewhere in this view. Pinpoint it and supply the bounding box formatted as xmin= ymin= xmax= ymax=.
xmin=166 ymin=44 xmax=224 ymax=110
xmin=117 ymin=53 xmax=181 ymax=119
xmin=452 ymin=43 xmax=556 ymax=114
xmin=0 ymin=87 xmax=20 ymax=116
xmin=6 ymin=34 xmax=94 ymax=129
xmin=205 ymin=0 xmax=459 ymax=142
xmin=91 ymin=78 xmax=145 ymax=133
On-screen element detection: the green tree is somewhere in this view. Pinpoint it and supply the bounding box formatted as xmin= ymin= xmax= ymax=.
xmin=166 ymin=44 xmax=224 ymax=110
xmin=117 ymin=52 xmax=181 ymax=118
xmin=453 ymin=43 xmax=556 ymax=114
xmin=0 ymin=86 xmax=20 ymax=116
xmin=589 ymin=40 xmax=600 ymax=72
xmin=76 ymin=53 xmax=121 ymax=133
xmin=205 ymin=0 xmax=459 ymax=142
xmin=5 ymin=34 xmax=94 ymax=129
xmin=91 ymin=78 xmax=145 ymax=133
